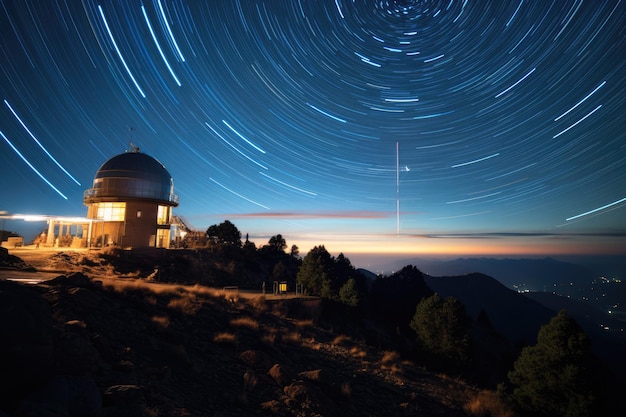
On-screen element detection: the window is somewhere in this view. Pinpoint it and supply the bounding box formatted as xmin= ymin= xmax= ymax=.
xmin=156 ymin=229 xmax=169 ymax=248
xmin=157 ymin=205 xmax=170 ymax=225
xmin=96 ymin=202 xmax=126 ymax=221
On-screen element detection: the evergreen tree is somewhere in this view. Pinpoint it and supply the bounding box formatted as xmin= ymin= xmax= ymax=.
xmin=206 ymin=220 xmax=242 ymax=247
xmin=410 ymin=293 xmax=470 ymax=363
xmin=267 ymin=234 xmax=287 ymax=252
xmin=296 ymin=245 xmax=333 ymax=295
xmin=339 ymin=278 xmax=359 ymax=307
xmin=505 ymin=310 xmax=601 ymax=417
xmin=272 ymin=261 xmax=286 ymax=281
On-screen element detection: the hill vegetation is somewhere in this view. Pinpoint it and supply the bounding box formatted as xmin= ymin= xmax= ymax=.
xmin=1 ymin=221 xmax=623 ymax=416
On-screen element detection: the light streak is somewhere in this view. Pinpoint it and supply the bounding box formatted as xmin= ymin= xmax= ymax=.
xmin=158 ymin=0 xmax=185 ymax=62
xmin=505 ymin=0 xmax=523 ymax=27
xmin=259 ymin=172 xmax=317 ymax=196
xmin=554 ymin=81 xmax=605 ymax=121
xmin=424 ymin=54 xmax=444 ymax=63
xmin=553 ymin=104 xmax=602 ymax=138
xmin=205 ymin=123 xmax=267 ymax=169
xmin=396 ymin=142 xmax=399 ymax=235
xmin=335 ymin=0 xmax=344 ymax=18
xmin=554 ymin=0 xmax=583 ymax=40
xmin=222 ymin=120 xmax=266 ymax=153
xmin=307 ymin=103 xmax=347 ymax=123
xmin=384 ymin=97 xmax=419 ymax=103
xmin=446 ymin=192 xmax=501 ymax=204
xmin=451 ymin=153 xmax=500 ymax=168
xmin=141 ymin=5 xmax=181 ymax=86
xmin=0 ymin=131 xmax=67 ymax=199
xmin=495 ymin=67 xmax=536 ymax=98
xmin=431 ymin=211 xmax=490 ymax=220
xmin=566 ymin=197 xmax=626 ymax=221
xmin=98 ymin=5 xmax=146 ymax=98
xmin=4 ymin=100 xmax=80 ymax=185
xmin=209 ymin=178 xmax=269 ymax=209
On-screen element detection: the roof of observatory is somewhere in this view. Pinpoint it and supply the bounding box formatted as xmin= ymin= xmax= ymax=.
xmin=84 ymin=151 xmax=178 ymax=206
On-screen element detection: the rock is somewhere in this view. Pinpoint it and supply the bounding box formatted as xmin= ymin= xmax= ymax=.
xmin=103 ymin=385 xmax=144 ymax=406
xmin=47 ymin=272 xmax=92 ymax=288
xmin=299 ymin=369 xmax=328 ymax=384
xmin=67 ymin=287 xmax=101 ymax=309
xmin=267 ymin=364 xmax=294 ymax=388
xmin=260 ymin=399 xmax=290 ymax=416
xmin=239 ymin=349 xmax=271 ymax=369
xmin=284 ymin=381 xmax=310 ymax=402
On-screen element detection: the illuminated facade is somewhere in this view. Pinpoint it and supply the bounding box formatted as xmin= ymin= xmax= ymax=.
xmin=84 ymin=150 xmax=178 ymax=248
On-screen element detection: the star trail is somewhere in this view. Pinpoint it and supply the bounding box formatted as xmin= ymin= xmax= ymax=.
xmin=0 ymin=0 xmax=624 ymax=256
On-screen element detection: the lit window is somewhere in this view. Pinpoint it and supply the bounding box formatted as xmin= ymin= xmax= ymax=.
xmin=96 ymin=202 xmax=126 ymax=221
xmin=156 ymin=229 xmax=169 ymax=248
xmin=157 ymin=205 xmax=170 ymax=225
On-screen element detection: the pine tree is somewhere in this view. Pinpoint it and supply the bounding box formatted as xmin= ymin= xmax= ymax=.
xmin=410 ymin=293 xmax=470 ymax=363
xmin=339 ymin=278 xmax=359 ymax=307
xmin=505 ymin=310 xmax=600 ymax=417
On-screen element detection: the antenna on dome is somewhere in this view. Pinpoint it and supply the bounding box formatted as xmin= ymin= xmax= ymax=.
xmin=127 ymin=127 xmax=140 ymax=153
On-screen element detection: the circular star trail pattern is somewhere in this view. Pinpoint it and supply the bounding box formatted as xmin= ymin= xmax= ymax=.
xmin=0 ymin=0 xmax=624 ymax=249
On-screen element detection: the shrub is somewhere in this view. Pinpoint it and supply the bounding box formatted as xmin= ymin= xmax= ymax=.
xmin=213 ymin=332 xmax=236 ymax=345
xmin=464 ymin=390 xmax=515 ymax=417
xmin=230 ymin=316 xmax=259 ymax=329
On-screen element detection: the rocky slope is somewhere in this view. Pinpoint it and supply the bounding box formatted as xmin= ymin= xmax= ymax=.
xmin=1 ymin=265 xmax=488 ymax=417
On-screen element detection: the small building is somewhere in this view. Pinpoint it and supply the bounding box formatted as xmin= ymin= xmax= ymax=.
xmin=83 ymin=149 xmax=178 ymax=248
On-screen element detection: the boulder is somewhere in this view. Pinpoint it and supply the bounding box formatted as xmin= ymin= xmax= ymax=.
xmin=47 ymin=272 xmax=92 ymax=288
xmin=267 ymin=364 xmax=294 ymax=388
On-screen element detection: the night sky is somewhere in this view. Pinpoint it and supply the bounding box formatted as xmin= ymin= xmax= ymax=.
xmin=1 ymin=0 xmax=624 ymax=257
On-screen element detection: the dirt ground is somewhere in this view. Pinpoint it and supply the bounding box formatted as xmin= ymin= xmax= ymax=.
xmin=3 ymin=246 xmax=308 ymax=301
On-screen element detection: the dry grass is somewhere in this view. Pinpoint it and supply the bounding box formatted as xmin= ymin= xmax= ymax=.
xmin=381 ymin=350 xmax=400 ymax=365
xmin=332 ymin=335 xmax=351 ymax=346
xmin=380 ymin=350 xmax=403 ymax=373
xmin=167 ymin=294 xmax=200 ymax=315
xmin=151 ymin=315 xmax=170 ymax=328
xmin=340 ymin=382 xmax=352 ymax=399
xmin=463 ymin=390 xmax=515 ymax=417
xmin=249 ymin=295 xmax=267 ymax=311
xmin=349 ymin=346 xmax=367 ymax=359
xmin=261 ymin=330 xmax=277 ymax=346
xmin=295 ymin=319 xmax=314 ymax=328
xmin=282 ymin=331 xmax=302 ymax=344
xmin=230 ymin=316 xmax=259 ymax=329
xmin=213 ymin=332 xmax=237 ymax=346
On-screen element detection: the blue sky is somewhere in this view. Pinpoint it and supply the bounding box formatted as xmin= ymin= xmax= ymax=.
xmin=1 ymin=1 xmax=624 ymax=257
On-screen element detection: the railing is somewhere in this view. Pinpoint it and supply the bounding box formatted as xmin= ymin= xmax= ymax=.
xmin=84 ymin=188 xmax=178 ymax=204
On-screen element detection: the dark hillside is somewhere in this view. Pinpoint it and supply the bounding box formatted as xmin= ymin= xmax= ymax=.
xmin=424 ymin=273 xmax=554 ymax=345
xmin=0 ymin=273 xmax=485 ymax=417
xmin=526 ymin=291 xmax=626 ymax=380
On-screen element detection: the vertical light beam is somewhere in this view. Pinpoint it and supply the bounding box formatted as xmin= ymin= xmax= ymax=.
xmin=396 ymin=141 xmax=400 ymax=236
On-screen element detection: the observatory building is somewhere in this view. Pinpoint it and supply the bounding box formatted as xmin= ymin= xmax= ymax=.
xmin=83 ymin=149 xmax=178 ymax=248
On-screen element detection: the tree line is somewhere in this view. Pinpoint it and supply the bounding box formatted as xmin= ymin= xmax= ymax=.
xmin=204 ymin=220 xmax=612 ymax=417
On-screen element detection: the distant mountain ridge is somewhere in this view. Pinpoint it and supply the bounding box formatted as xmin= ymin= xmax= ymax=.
xmin=399 ymin=257 xmax=597 ymax=291
xmin=423 ymin=272 xmax=554 ymax=345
